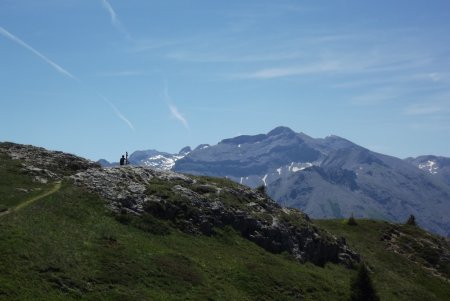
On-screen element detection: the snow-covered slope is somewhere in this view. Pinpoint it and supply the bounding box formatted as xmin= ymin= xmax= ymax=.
xmin=141 ymin=154 xmax=184 ymax=170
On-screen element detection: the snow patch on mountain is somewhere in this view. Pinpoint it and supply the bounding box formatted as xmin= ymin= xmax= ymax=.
xmin=292 ymin=163 xmax=313 ymax=172
xmin=418 ymin=160 xmax=439 ymax=174
xmin=143 ymin=155 xmax=184 ymax=170
xmin=286 ymin=162 xmax=316 ymax=173
xmin=262 ymin=174 xmax=268 ymax=186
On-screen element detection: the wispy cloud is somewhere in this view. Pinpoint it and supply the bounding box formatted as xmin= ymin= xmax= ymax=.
xmin=233 ymin=61 xmax=343 ymax=79
xmin=163 ymin=84 xmax=190 ymax=130
xmin=100 ymin=0 xmax=132 ymax=40
xmin=165 ymin=34 xmax=305 ymax=63
xmin=403 ymin=93 xmax=450 ymax=116
xmin=350 ymin=87 xmax=403 ymax=106
xmin=0 ymin=26 xmax=134 ymax=131
xmin=404 ymin=104 xmax=444 ymax=116
xmin=408 ymin=123 xmax=450 ymax=132
xmin=231 ymin=49 xmax=434 ymax=80
xmin=0 ymin=26 xmax=77 ymax=80
xmin=410 ymin=72 xmax=450 ymax=83
xmin=94 ymin=70 xmax=143 ymax=77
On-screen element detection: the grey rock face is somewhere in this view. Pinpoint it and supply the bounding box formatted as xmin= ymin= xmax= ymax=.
xmin=71 ymin=166 xmax=359 ymax=267
xmin=174 ymin=126 xmax=322 ymax=180
xmin=0 ymin=142 xmax=100 ymax=183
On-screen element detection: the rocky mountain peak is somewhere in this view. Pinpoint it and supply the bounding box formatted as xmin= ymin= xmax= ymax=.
xmin=194 ymin=144 xmax=210 ymax=151
xmin=178 ymin=146 xmax=192 ymax=156
xmin=220 ymin=134 xmax=266 ymax=145
xmin=267 ymin=126 xmax=296 ymax=137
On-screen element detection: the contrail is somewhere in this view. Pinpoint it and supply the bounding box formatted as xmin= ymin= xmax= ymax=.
xmin=0 ymin=26 xmax=134 ymax=131
xmin=100 ymin=0 xmax=117 ymax=24
xmin=99 ymin=94 xmax=135 ymax=131
xmin=163 ymin=83 xmax=190 ymax=130
xmin=169 ymin=104 xmax=189 ymax=130
xmin=0 ymin=27 xmax=77 ymax=80
xmin=100 ymin=0 xmax=132 ymax=40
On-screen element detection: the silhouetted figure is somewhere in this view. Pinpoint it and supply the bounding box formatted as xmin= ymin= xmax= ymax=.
xmin=120 ymin=155 xmax=125 ymax=166
xmin=126 ymin=151 xmax=129 ymax=165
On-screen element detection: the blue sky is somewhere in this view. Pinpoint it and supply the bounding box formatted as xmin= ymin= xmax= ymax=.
xmin=1 ymin=0 xmax=450 ymax=161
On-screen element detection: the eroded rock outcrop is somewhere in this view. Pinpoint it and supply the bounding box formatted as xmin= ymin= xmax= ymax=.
xmin=0 ymin=142 xmax=100 ymax=183
xmin=1 ymin=142 xmax=359 ymax=266
xmin=382 ymin=225 xmax=450 ymax=281
xmin=71 ymin=166 xmax=360 ymax=266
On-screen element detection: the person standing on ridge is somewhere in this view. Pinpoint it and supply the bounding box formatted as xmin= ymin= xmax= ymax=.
xmin=126 ymin=152 xmax=129 ymax=165
xmin=120 ymin=155 xmax=125 ymax=166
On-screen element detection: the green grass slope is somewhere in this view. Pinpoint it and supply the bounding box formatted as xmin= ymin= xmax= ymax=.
xmin=0 ymin=153 xmax=352 ymax=300
xmin=1 ymin=150 xmax=449 ymax=300
xmin=0 ymin=153 xmax=49 ymax=211
xmin=316 ymin=219 xmax=450 ymax=301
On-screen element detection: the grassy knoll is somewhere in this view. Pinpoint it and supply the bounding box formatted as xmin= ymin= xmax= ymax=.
xmin=316 ymin=219 xmax=450 ymax=301
xmin=0 ymin=181 xmax=352 ymax=300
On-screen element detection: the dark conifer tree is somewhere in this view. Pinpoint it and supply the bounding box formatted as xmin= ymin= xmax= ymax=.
xmin=349 ymin=264 xmax=380 ymax=301
xmin=256 ymin=185 xmax=266 ymax=195
xmin=347 ymin=213 xmax=358 ymax=226
xmin=406 ymin=214 xmax=416 ymax=226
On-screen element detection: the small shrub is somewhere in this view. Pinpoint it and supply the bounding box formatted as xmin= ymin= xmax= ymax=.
xmin=347 ymin=214 xmax=358 ymax=226
xmin=406 ymin=214 xmax=416 ymax=226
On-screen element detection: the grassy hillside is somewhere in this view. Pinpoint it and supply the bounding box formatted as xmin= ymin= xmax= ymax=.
xmin=0 ymin=153 xmax=351 ymax=300
xmin=316 ymin=219 xmax=450 ymax=301
xmin=1 ymin=148 xmax=449 ymax=300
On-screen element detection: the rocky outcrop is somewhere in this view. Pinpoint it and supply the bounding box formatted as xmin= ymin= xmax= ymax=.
xmin=0 ymin=142 xmax=360 ymax=266
xmin=382 ymin=225 xmax=450 ymax=281
xmin=71 ymin=166 xmax=360 ymax=267
xmin=0 ymin=142 xmax=100 ymax=183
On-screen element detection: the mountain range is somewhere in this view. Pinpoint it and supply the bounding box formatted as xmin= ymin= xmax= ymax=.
xmin=99 ymin=126 xmax=450 ymax=237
